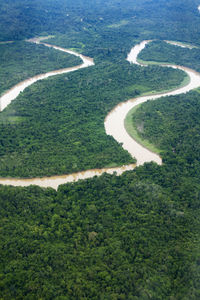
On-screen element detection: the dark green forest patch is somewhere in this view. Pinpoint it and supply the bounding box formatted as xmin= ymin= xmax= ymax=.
xmin=0 ymin=165 xmax=200 ymax=299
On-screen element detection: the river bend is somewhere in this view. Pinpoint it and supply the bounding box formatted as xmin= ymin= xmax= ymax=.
xmin=105 ymin=40 xmax=200 ymax=166
xmin=0 ymin=38 xmax=94 ymax=111
xmin=0 ymin=39 xmax=200 ymax=189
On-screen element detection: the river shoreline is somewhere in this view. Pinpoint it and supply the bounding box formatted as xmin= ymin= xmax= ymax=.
xmin=0 ymin=38 xmax=94 ymax=111
xmin=104 ymin=40 xmax=200 ymax=166
xmin=0 ymin=38 xmax=200 ymax=189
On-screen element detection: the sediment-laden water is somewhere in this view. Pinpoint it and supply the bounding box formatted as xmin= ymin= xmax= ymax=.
xmin=0 ymin=38 xmax=200 ymax=189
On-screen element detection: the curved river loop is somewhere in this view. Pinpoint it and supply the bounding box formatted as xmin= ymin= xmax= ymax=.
xmin=0 ymin=38 xmax=200 ymax=189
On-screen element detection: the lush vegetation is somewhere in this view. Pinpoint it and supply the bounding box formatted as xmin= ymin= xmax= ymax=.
xmin=1 ymin=0 xmax=200 ymax=298
xmin=126 ymin=39 xmax=200 ymax=155
xmin=0 ymin=40 xmax=81 ymax=96
xmin=131 ymin=90 xmax=200 ymax=179
xmin=43 ymin=0 xmax=200 ymax=63
xmin=1 ymin=162 xmax=200 ymax=299
xmin=125 ymin=104 xmax=162 ymax=155
xmin=138 ymin=40 xmax=200 ymax=73
xmin=1 ymin=0 xmax=200 ymax=47
xmin=0 ymin=59 xmax=185 ymax=177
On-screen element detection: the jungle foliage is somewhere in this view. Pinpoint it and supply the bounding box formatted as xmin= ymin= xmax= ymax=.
xmin=1 ymin=0 xmax=200 ymax=48
xmin=1 ymin=0 xmax=200 ymax=299
xmin=0 ymin=40 xmax=81 ymax=96
xmin=132 ymin=90 xmax=200 ymax=180
xmin=138 ymin=40 xmax=200 ymax=73
xmin=0 ymin=59 xmax=185 ymax=177
xmin=1 ymin=162 xmax=200 ymax=299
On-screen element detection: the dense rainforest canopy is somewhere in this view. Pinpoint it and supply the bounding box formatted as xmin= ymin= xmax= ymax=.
xmin=1 ymin=0 xmax=200 ymax=299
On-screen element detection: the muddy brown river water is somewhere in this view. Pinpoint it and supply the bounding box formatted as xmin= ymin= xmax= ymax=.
xmin=0 ymin=38 xmax=200 ymax=189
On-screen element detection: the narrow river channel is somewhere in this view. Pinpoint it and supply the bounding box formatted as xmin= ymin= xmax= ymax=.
xmin=0 ymin=38 xmax=200 ymax=189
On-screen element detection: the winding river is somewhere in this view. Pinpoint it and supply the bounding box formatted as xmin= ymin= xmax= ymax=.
xmin=0 ymin=38 xmax=200 ymax=189
xmin=105 ymin=41 xmax=200 ymax=166
xmin=0 ymin=37 xmax=94 ymax=111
